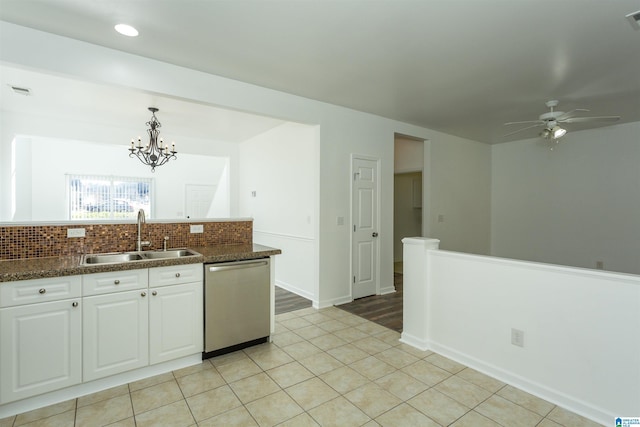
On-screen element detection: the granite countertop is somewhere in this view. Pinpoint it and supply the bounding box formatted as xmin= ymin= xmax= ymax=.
xmin=0 ymin=244 xmax=281 ymax=283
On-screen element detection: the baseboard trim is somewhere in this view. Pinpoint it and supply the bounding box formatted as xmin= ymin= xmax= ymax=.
xmin=317 ymin=295 xmax=352 ymax=309
xmin=379 ymin=286 xmax=396 ymax=295
xmin=275 ymin=279 xmax=314 ymax=301
xmin=399 ymin=332 xmax=429 ymax=351
xmin=427 ymin=341 xmax=611 ymax=426
xmin=0 ymin=354 xmax=201 ymax=419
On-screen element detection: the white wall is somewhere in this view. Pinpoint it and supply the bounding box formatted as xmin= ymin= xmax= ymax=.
xmin=402 ymin=238 xmax=640 ymax=425
xmin=10 ymin=136 xmax=229 ymax=221
xmin=1 ymin=109 xmax=240 ymax=221
xmin=0 ymin=22 xmax=492 ymax=307
xmin=238 ymin=122 xmax=319 ymax=302
xmin=491 ymin=122 xmax=640 ymax=275
xmin=428 ymin=136 xmax=492 ymax=255
xmin=394 ymin=136 xmax=424 ymax=173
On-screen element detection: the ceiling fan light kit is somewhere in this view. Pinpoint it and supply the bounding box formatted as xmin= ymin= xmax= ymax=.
xmin=503 ymin=99 xmax=621 ymax=145
xmin=551 ymin=126 xmax=566 ymax=139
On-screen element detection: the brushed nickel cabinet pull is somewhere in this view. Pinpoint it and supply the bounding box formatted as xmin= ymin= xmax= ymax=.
xmin=141 ymin=292 xmax=147 ymax=297
xmin=72 ymin=302 xmax=78 ymax=307
xmin=114 ymin=280 xmax=120 ymax=285
xmin=38 ymin=288 xmax=46 ymax=294
xmin=152 ymin=291 xmax=157 ymax=296
xmin=175 ymin=273 xmax=181 ymax=278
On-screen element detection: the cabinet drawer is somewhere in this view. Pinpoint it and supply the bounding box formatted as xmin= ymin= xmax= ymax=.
xmin=0 ymin=276 xmax=82 ymax=308
xmin=83 ymin=269 xmax=148 ymax=296
xmin=149 ymin=263 xmax=203 ymax=287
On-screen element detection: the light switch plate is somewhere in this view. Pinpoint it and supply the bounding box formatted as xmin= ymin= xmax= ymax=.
xmin=190 ymin=224 xmax=204 ymax=233
xmin=67 ymin=228 xmax=86 ymax=238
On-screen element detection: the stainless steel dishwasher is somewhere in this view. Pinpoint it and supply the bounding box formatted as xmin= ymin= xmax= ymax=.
xmin=203 ymin=258 xmax=270 ymax=358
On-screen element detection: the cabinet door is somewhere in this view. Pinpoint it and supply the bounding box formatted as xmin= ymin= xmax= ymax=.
xmin=149 ymin=282 xmax=203 ymax=364
xmin=83 ymin=290 xmax=149 ymax=381
xmin=0 ymin=299 xmax=81 ymax=403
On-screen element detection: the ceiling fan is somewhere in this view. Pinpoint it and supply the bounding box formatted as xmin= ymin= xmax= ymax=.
xmin=503 ymin=100 xmax=620 ymax=140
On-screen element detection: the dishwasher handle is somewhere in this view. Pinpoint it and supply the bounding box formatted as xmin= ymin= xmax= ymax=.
xmin=208 ymin=260 xmax=268 ymax=273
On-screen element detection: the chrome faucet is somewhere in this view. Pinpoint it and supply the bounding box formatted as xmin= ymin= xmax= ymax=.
xmin=136 ymin=209 xmax=151 ymax=251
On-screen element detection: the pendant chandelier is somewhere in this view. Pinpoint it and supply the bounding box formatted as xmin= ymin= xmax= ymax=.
xmin=128 ymin=107 xmax=177 ymax=172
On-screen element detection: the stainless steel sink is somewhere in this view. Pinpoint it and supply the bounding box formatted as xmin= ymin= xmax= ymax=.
xmin=81 ymin=249 xmax=201 ymax=265
xmin=82 ymin=252 xmax=145 ymax=265
xmin=142 ymin=249 xmax=200 ymax=259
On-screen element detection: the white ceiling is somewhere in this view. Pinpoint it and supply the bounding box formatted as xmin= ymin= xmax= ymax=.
xmin=1 ymin=0 xmax=639 ymax=144
xmin=0 ymin=65 xmax=286 ymax=144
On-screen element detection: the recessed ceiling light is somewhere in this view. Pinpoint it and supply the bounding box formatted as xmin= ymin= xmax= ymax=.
xmin=115 ymin=24 xmax=139 ymax=37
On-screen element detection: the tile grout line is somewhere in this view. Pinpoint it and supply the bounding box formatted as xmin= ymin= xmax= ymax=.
xmin=10 ymin=305 xmax=591 ymax=427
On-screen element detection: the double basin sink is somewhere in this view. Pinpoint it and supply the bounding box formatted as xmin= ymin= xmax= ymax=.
xmin=81 ymin=249 xmax=201 ymax=266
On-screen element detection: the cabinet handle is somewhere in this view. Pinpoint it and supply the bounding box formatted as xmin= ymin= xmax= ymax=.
xmin=38 ymin=288 xmax=46 ymax=294
xmin=141 ymin=292 xmax=147 ymax=297
xmin=152 ymin=291 xmax=158 ymax=296
xmin=114 ymin=280 xmax=120 ymax=285
xmin=72 ymin=302 xmax=78 ymax=307
xmin=175 ymin=273 xmax=181 ymax=278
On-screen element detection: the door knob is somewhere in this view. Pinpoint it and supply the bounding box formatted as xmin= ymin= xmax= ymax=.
xmin=372 ymin=232 xmax=379 ymax=237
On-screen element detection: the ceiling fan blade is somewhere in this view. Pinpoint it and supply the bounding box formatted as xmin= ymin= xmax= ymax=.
xmin=556 ymin=109 xmax=589 ymax=121
xmin=502 ymin=123 xmax=543 ymax=137
xmin=562 ymin=116 xmax=621 ymax=123
xmin=503 ymin=120 xmax=543 ymax=126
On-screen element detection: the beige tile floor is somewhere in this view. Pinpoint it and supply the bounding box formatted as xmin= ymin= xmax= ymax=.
xmin=1 ymin=306 xmax=604 ymax=427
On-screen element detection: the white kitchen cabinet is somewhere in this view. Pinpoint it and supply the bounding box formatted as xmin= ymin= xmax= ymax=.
xmin=149 ymin=263 xmax=202 ymax=287
xmin=149 ymin=281 xmax=203 ymax=364
xmin=82 ymin=289 xmax=149 ymax=381
xmin=0 ymin=263 xmax=203 ymax=409
xmin=0 ymin=297 xmax=81 ymax=404
xmin=82 ymin=268 xmax=148 ymax=296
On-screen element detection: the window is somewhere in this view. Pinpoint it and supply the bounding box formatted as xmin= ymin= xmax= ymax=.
xmin=67 ymin=174 xmax=153 ymax=220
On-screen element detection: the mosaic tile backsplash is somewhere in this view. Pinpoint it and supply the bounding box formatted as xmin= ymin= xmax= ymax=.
xmin=0 ymin=220 xmax=252 ymax=260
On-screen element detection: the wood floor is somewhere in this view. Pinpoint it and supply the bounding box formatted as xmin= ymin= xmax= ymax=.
xmin=336 ymin=273 xmax=403 ymax=332
xmin=274 ymin=273 xmax=404 ymax=333
xmin=274 ymin=285 xmax=312 ymax=314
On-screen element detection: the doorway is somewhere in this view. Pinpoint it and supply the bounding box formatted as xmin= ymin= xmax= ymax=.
xmin=393 ymin=135 xmax=425 ymax=274
xmin=394 ymin=172 xmax=422 ymax=271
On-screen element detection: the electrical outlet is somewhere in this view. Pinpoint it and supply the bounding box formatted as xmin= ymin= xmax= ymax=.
xmin=511 ymin=328 xmax=525 ymax=347
xmin=438 ymin=214 xmax=445 ymax=223
xmin=190 ymin=224 xmax=204 ymax=234
xmin=67 ymin=228 xmax=86 ymax=238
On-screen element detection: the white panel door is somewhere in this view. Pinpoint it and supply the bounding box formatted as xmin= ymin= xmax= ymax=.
xmin=352 ymin=157 xmax=379 ymax=299
xmin=185 ymin=184 xmax=216 ymax=219
xmin=149 ymin=282 xmax=203 ymax=364
xmin=83 ymin=290 xmax=149 ymax=381
xmin=0 ymin=299 xmax=81 ymax=403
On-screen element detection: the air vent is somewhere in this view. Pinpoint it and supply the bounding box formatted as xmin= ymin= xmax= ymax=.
xmin=10 ymin=85 xmax=31 ymax=96
xmin=626 ymin=10 xmax=640 ymax=30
